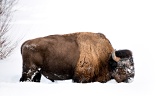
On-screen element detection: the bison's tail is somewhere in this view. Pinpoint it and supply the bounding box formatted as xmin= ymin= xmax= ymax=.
xmin=21 ymin=40 xmax=29 ymax=54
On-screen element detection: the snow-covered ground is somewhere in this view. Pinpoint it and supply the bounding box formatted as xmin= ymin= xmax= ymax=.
xmin=0 ymin=0 xmax=160 ymax=96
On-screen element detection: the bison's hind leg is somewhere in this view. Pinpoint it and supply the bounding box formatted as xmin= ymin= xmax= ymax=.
xmin=20 ymin=70 xmax=42 ymax=82
xmin=32 ymin=71 xmax=42 ymax=82
xmin=20 ymin=73 xmax=28 ymax=82
xmin=20 ymin=65 xmax=42 ymax=82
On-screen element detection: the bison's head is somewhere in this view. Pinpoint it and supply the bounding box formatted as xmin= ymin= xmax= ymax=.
xmin=109 ymin=49 xmax=135 ymax=83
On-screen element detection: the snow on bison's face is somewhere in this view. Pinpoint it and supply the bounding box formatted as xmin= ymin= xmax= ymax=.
xmin=110 ymin=50 xmax=135 ymax=83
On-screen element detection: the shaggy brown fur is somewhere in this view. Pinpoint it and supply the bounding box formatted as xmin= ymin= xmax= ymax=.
xmin=74 ymin=32 xmax=114 ymax=82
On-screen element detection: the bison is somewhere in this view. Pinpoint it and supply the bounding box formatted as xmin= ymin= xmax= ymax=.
xmin=20 ymin=32 xmax=134 ymax=83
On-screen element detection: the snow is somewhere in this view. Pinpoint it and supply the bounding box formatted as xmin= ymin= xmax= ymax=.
xmin=23 ymin=44 xmax=38 ymax=51
xmin=0 ymin=0 xmax=160 ymax=96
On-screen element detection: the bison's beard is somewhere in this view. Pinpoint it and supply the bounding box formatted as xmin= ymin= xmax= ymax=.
xmin=112 ymin=67 xmax=134 ymax=83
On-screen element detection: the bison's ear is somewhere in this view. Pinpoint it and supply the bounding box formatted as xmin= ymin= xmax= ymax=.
xmin=112 ymin=50 xmax=120 ymax=62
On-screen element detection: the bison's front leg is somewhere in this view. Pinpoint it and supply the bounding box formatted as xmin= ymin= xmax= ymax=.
xmin=73 ymin=74 xmax=91 ymax=83
xmin=73 ymin=66 xmax=94 ymax=83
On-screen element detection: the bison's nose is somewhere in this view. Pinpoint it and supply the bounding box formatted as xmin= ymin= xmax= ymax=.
xmin=124 ymin=77 xmax=134 ymax=83
xmin=128 ymin=77 xmax=134 ymax=83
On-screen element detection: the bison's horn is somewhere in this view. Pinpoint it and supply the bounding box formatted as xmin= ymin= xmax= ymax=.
xmin=112 ymin=51 xmax=120 ymax=62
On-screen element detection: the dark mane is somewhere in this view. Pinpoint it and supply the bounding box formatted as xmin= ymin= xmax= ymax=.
xmin=115 ymin=49 xmax=132 ymax=58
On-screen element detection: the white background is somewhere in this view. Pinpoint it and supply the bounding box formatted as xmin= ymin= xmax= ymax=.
xmin=0 ymin=0 xmax=160 ymax=96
